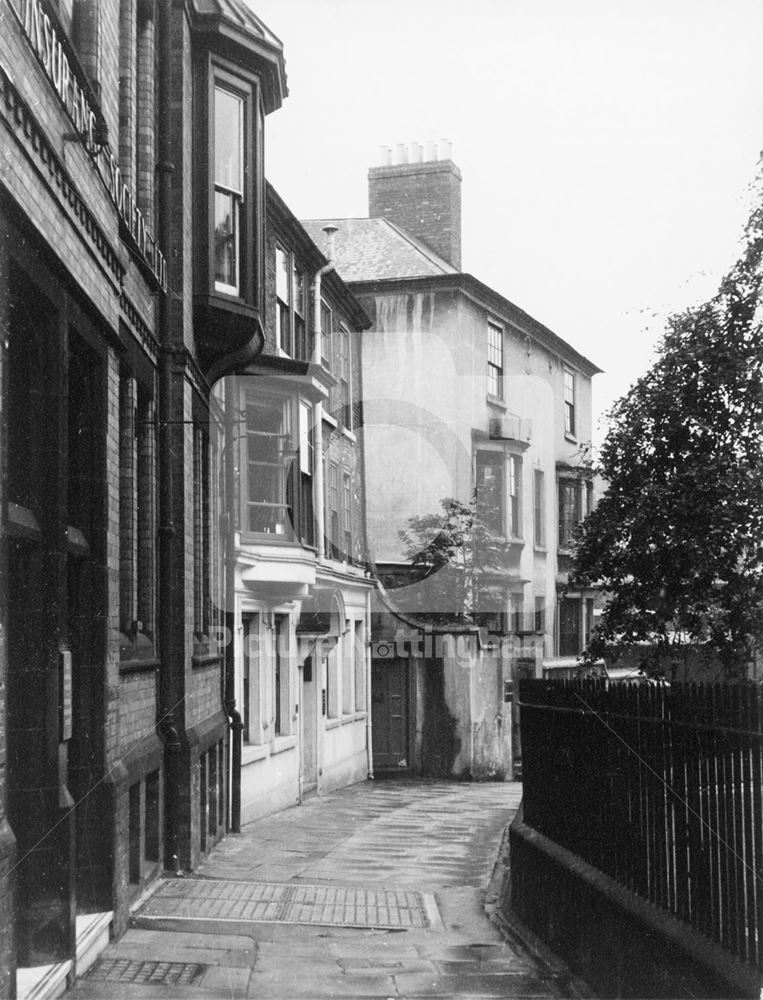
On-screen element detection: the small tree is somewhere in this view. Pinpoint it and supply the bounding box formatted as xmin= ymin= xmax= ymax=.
xmin=571 ymin=193 xmax=763 ymax=676
xmin=399 ymin=496 xmax=509 ymax=625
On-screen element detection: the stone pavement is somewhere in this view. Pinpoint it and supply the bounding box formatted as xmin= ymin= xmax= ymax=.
xmin=66 ymin=779 xmax=581 ymax=999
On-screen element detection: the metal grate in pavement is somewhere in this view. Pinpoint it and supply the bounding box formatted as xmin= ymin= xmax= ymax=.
xmin=139 ymin=878 xmax=433 ymax=929
xmin=86 ymin=959 xmax=205 ymax=985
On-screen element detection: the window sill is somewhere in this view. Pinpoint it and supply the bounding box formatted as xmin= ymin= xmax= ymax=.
xmin=533 ymin=545 xmax=547 ymax=554
xmin=507 ymin=536 xmax=524 ymax=545
xmin=119 ymin=657 xmax=160 ymax=675
xmin=271 ymin=734 xmax=297 ymax=755
xmin=214 ymin=284 xmax=243 ymax=300
xmin=343 ymin=711 xmax=367 ymax=724
xmin=564 ymin=432 xmax=578 ymax=444
xmin=325 ymin=718 xmax=341 ymax=730
xmin=322 ymin=412 xmax=338 ymax=429
xmin=486 ymin=394 xmax=507 ymax=410
xmin=192 ymin=653 xmax=223 ymax=669
xmin=341 ymin=427 xmax=356 ymax=443
xmin=242 ymin=743 xmax=269 ymax=765
xmin=205 ymin=290 xmax=252 ymax=313
xmin=239 ymin=532 xmax=314 ymax=549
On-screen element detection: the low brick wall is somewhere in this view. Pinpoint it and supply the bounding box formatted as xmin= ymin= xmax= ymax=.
xmin=504 ymin=806 xmax=761 ymax=1000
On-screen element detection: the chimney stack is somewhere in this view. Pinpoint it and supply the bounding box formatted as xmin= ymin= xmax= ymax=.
xmin=368 ymin=140 xmax=462 ymax=270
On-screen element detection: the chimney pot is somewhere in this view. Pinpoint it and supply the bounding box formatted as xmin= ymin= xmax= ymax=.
xmin=438 ymin=138 xmax=452 ymax=161
xmin=395 ymin=143 xmax=408 ymax=165
xmin=409 ymin=142 xmax=422 ymax=163
xmin=379 ymin=145 xmax=391 ymax=166
xmin=423 ymin=140 xmax=437 ymax=162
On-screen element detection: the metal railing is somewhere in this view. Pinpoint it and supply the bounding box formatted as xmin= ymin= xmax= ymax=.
xmin=520 ymin=678 xmax=763 ymax=970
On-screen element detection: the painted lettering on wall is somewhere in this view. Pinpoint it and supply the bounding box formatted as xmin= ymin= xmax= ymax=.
xmin=12 ymin=0 xmax=98 ymax=152
xmin=10 ymin=0 xmax=167 ymax=291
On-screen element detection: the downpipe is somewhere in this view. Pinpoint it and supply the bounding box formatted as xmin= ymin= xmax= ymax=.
xmin=221 ymin=378 xmax=243 ymax=832
xmin=156 ymin=0 xmax=184 ymax=872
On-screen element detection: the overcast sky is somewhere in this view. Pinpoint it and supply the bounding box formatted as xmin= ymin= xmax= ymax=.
xmin=252 ymin=0 xmax=763 ymax=442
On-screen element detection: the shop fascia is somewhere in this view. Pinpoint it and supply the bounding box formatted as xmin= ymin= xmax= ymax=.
xmin=11 ymin=0 xmax=167 ymax=291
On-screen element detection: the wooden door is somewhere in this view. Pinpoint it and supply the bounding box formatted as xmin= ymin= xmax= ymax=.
xmin=372 ymin=659 xmax=409 ymax=770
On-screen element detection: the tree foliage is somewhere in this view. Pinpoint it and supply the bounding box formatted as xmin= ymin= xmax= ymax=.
xmin=571 ymin=193 xmax=763 ymax=674
xmin=399 ymin=496 xmax=509 ymax=625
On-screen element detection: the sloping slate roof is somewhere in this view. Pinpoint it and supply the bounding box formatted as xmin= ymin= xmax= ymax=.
xmin=193 ymin=0 xmax=284 ymax=49
xmin=301 ymin=218 xmax=458 ymax=282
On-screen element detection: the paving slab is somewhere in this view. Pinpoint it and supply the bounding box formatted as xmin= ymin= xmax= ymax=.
xmin=65 ymin=779 xmax=578 ymax=999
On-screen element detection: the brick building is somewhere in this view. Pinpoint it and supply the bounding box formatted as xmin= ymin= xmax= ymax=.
xmin=217 ymin=185 xmax=374 ymax=825
xmin=304 ymin=142 xmax=601 ymax=781
xmin=0 ymin=0 xmax=287 ymax=994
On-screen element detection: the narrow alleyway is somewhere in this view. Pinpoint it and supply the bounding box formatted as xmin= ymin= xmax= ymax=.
xmin=67 ymin=780 xmax=577 ymax=999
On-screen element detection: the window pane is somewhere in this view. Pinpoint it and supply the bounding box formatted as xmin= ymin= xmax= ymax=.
xmin=354 ymin=621 xmax=365 ymax=712
xmin=564 ymin=368 xmax=576 ymax=435
xmin=214 ymin=191 xmax=237 ymax=289
xmin=242 ymin=613 xmax=261 ymax=743
xmin=342 ymin=631 xmax=352 ymax=714
xmin=534 ymin=469 xmax=545 ymax=546
xmin=274 ymin=614 xmax=289 ymax=736
xmin=321 ymin=303 xmax=332 ymax=368
xmin=559 ymin=597 xmax=581 ymax=656
xmin=487 ymin=322 xmax=503 ymax=397
xmin=246 ymin=397 xmax=292 ymax=535
xmin=276 ymin=247 xmax=290 ymax=301
xmin=214 ymin=87 xmax=242 ymax=192
xmin=476 ymin=452 xmax=503 ymax=535
xmin=509 ymin=456 xmax=521 ymax=536
xmin=534 ymin=597 xmax=545 ymax=633
xmin=293 ymin=266 xmax=305 ymax=316
xmin=276 ymin=248 xmax=291 ymax=353
xmin=558 ymin=479 xmax=581 ymax=548
xmin=343 ymin=471 xmax=352 ymax=559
